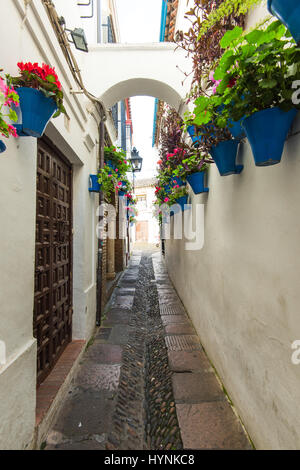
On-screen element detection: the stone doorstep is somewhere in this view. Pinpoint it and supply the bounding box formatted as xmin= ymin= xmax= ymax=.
xmin=34 ymin=340 xmax=86 ymax=449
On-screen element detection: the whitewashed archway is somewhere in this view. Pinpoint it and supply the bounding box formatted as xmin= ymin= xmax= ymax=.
xmin=81 ymin=42 xmax=193 ymax=115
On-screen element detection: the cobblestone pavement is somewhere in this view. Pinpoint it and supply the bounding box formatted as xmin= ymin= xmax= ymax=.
xmin=45 ymin=250 xmax=252 ymax=450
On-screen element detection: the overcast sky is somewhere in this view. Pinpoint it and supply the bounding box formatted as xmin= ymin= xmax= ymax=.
xmin=115 ymin=0 xmax=162 ymax=180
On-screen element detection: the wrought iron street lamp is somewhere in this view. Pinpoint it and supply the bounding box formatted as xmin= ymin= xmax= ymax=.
xmin=130 ymin=147 xmax=143 ymax=193
xmin=130 ymin=147 xmax=143 ymax=173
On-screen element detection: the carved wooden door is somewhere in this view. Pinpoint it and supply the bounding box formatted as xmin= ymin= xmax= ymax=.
xmin=34 ymin=138 xmax=73 ymax=385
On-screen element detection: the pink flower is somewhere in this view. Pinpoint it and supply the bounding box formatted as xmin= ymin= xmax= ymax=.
xmin=115 ymin=169 xmax=118 ymax=172
xmin=164 ymin=197 xmax=169 ymax=203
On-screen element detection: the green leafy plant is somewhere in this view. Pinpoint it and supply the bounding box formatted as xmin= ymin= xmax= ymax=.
xmin=213 ymin=21 xmax=300 ymax=123
xmin=98 ymin=164 xmax=118 ymax=201
xmin=7 ymin=62 xmax=66 ymax=117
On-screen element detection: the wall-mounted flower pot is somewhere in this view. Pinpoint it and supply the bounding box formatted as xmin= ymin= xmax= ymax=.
xmin=170 ymin=195 xmax=190 ymax=216
xmin=118 ymin=191 xmax=126 ymax=197
xmin=228 ymin=118 xmax=246 ymax=140
xmin=170 ymin=176 xmax=186 ymax=187
xmin=186 ymin=171 xmax=209 ymax=193
xmin=187 ymin=125 xmax=202 ymax=147
xmin=210 ymin=140 xmax=243 ymax=176
xmin=242 ymin=107 xmax=298 ymax=166
xmin=0 ymin=140 xmax=7 ymax=153
xmin=106 ymin=160 xmax=116 ymax=170
xmin=268 ymin=0 xmax=300 ymax=44
xmin=187 ymin=125 xmax=215 ymax=146
xmin=164 ymin=184 xmax=171 ymax=194
xmin=89 ymin=175 xmax=101 ymax=192
xmin=217 ymin=103 xmax=246 ymax=140
xmin=15 ymin=87 xmax=57 ymax=138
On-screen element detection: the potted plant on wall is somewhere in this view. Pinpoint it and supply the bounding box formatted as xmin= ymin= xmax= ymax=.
xmin=99 ymin=146 xmax=131 ymax=202
xmin=268 ymin=0 xmax=300 ymax=45
xmin=7 ymin=62 xmax=66 ymax=138
xmin=213 ymin=22 xmax=300 ymax=166
xmin=171 ymin=147 xmax=211 ymax=194
xmin=186 ymin=102 xmax=243 ymax=178
xmin=0 ymin=76 xmax=19 ymax=152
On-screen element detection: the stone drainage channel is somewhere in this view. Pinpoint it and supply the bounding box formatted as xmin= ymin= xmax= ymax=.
xmin=107 ymin=252 xmax=183 ymax=450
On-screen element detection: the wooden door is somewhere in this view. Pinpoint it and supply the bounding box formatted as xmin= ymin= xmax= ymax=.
xmin=34 ymin=138 xmax=73 ymax=385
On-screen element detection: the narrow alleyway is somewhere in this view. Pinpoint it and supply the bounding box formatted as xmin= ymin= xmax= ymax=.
xmin=45 ymin=249 xmax=252 ymax=451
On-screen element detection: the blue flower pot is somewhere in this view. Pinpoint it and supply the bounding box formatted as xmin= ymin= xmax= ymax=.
xmin=164 ymin=184 xmax=171 ymax=194
xmin=228 ymin=118 xmax=246 ymax=140
xmin=217 ymin=103 xmax=246 ymax=140
xmin=268 ymin=0 xmax=300 ymax=44
xmin=89 ymin=175 xmax=101 ymax=192
xmin=118 ymin=190 xmax=126 ymax=197
xmin=186 ymin=172 xmax=209 ymax=194
xmin=170 ymin=176 xmax=186 ymax=187
xmin=210 ymin=140 xmax=243 ymax=176
xmin=106 ymin=160 xmax=116 ymax=170
xmin=170 ymin=195 xmax=190 ymax=216
xmin=15 ymin=87 xmax=57 ymax=138
xmin=0 ymin=140 xmax=6 ymax=153
xmin=242 ymin=107 xmax=298 ymax=166
xmin=187 ymin=125 xmax=202 ymax=147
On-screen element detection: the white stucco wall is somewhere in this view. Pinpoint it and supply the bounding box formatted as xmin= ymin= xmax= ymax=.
xmin=165 ymin=1 xmax=300 ymax=449
xmin=0 ymin=0 xmax=104 ymax=449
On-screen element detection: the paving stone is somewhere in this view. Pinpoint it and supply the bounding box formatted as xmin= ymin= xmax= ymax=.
xmin=161 ymin=315 xmax=190 ymax=325
xmin=112 ymin=295 xmax=134 ymax=310
xmin=164 ymin=324 xmax=195 ymax=335
xmin=176 ymin=402 xmax=252 ymax=450
xmin=165 ymin=335 xmax=201 ymax=352
xmin=76 ymin=364 xmax=121 ymax=392
xmin=168 ymin=351 xmax=211 ymax=373
xmin=172 ymin=372 xmax=225 ymax=404
xmin=106 ymin=325 xmax=130 ymax=345
xmin=115 ymin=287 xmax=136 ymax=296
xmin=102 ymin=308 xmax=131 ymax=325
xmin=50 ymin=390 xmax=115 ymax=438
xmin=95 ymin=327 xmax=112 ymax=340
xmin=160 ymin=304 xmax=185 ymax=316
xmin=85 ymin=343 xmax=123 ymax=364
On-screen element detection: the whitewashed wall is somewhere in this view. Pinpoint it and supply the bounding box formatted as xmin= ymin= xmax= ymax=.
xmin=165 ymin=1 xmax=300 ymax=450
xmin=0 ymin=0 xmax=103 ymax=449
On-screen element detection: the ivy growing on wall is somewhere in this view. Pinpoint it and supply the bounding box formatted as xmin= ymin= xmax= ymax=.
xmin=175 ymin=0 xmax=246 ymax=99
xmin=198 ymin=0 xmax=264 ymax=39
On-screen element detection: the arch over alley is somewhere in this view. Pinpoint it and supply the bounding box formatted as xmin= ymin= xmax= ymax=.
xmin=81 ymin=42 xmax=193 ymax=114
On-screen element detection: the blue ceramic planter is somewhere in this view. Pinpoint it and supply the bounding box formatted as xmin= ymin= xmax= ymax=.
xmin=242 ymin=107 xmax=298 ymax=166
xmin=217 ymin=104 xmax=246 ymax=140
xmin=187 ymin=125 xmax=202 ymax=147
xmin=164 ymin=184 xmax=171 ymax=194
xmin=118 ymin=191 xmax=126 ymax=197
xmin=268 ymin=0 xmax=300 ymax=44
xmin=0 ymin=140 xmax=6 ymax=153
xmin=15 ymin=87 xmax=57 ymax=138
xmin=170 ymin=176 xmax=186 ymax=187
xmin=170 ymin=196 xmax=190 ymax=215
xmin=228 ymin=118 xmax=246 ymax=140
xmin=106 ymin=160 xmax=116 ymax=169
xmin=210 ymin=140 xmax=243 ymax=176
xmin=186 ymin=172 xmax=209 ymax=194
xmin=176 ymin=195 xmax=189 ymax=211
xmin=89 ymin=175 xmax=101 ymax=192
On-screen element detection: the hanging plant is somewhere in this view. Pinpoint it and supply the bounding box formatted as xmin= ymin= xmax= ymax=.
xmin=6 ymin=62 xmax=66 ymax=137
xmin=0 ymin=76 xmax=19 ymax=151
xmin=212 ymin=21 xmax=300 ymax=165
